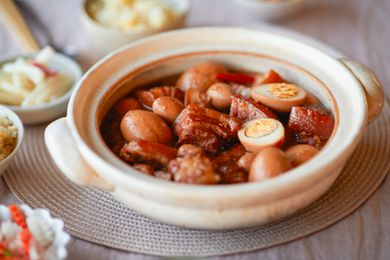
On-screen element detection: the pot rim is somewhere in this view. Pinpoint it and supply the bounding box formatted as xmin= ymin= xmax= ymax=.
xmin=65 ymin=27 xmax=367 ymax=196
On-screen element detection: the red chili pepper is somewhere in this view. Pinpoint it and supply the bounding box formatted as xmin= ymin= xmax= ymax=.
xmin=260 ymin=70 xmax=285 ymax=84
xmin=8 ymin=205 xmax=31 ymax=257
xmin=20 ymin=229 xmax=32 ymax=256
xmin=216 ymin=73 xmax=255 ymax=85
xmin=9 ymin=205 xmax=27 ymax=229
xmin=31 ymin=61 xmax=58 ymax=77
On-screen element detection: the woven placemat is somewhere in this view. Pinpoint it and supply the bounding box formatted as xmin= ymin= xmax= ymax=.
xmin=3 ymin=102 xmax=390 ymax=257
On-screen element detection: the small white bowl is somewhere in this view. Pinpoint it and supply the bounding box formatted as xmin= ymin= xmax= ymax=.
xmin=80 ymin=0 xmax=191 ymax=56
xmin=231 ymin=0 xmax=306 ymax=21
xmin=1 ymin=52 xmax=83 ymax=125
xmin=0 ymin=105 xmax=24 ymax=176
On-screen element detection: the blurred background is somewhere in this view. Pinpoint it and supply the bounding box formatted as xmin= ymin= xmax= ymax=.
xmin=0 ymin=0 xmax=389 ymax=94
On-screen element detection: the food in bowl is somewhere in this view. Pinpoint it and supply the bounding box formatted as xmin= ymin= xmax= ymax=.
xmin=0 ymin=47 xmax=73 ymax=107
xmin=100 ymin=62 xmax=335 ymax=185
xmin=87 ymin=0 xmax=180 ymax=31
xmin=0 ymin=204 xmax=70 ymax=260
xmin=0 ymin=116 xmax=17 ymax=161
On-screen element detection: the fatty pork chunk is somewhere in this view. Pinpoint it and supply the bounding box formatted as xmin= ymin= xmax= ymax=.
xmin=168 ymin=144 xmax=220 ymax=184
xmin=136 ymin=86 xmax=184 ymax=108
xmin=120 ymin=140 xmax=177 ymax=169
xmin=230 ymin=95 xmax=278 ymax=122
xmin=288 ymin=106 xmax=335 ymax=148
xmin=211 ymin=144 xmax=248 ymax=184
xmin=173 ymin=104 xmax=241 ymax=154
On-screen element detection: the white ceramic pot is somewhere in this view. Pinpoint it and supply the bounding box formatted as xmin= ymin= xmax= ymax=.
xmin=45 ymin=27 xmax=384 ymax=230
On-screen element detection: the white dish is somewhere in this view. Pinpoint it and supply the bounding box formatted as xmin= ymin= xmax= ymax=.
xmin=45 ymin=27 xmax=384 ymax=230
xmin=80 ymin=0 xmax=191 ymax=57
xmin=231 ymin=0 xmax=306 ymax=21
xmin=1 ymin=52 xmax=82 ymax=125
xmin=0 ymin=105 xmax=24 ymax=176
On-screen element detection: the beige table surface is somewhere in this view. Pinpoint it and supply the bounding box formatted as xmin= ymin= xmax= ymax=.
xmin=1 ymin=0 xmax=390 ymax=259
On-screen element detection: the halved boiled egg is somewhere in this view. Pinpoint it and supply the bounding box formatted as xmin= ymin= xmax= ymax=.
xmin=251 ymin=83 xmax=307 ymax=112
xmin=238 ymin=118 xmax=285 ymax=153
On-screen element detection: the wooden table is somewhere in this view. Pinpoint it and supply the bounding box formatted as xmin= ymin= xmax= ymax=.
xmin=1 ymin=0 xmax=389 ymax=259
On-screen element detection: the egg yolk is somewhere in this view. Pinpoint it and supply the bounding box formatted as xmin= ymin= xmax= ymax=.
xmin=245 ymin=119 xmax=277 ymax=138
xmin=268 ymin=84 xmax=299 ymax=99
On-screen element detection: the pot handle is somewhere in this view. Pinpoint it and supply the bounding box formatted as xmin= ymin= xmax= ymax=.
xmin=339 ymin=58 xmax=384 ymax=124
xmin=45 ymin=118 xmax=114 ymax=192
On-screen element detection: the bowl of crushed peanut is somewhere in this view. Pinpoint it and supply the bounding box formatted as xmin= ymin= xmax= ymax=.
xmin=0 ymin=105 xmax=24 ymax=175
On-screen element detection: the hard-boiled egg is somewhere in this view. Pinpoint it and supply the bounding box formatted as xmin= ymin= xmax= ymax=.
xmin=249 ymin=147 xmax=292 ymax=182
xmin=251 ymin=83 xmax=307 ymax=112
xmin=238 ymin=118 xmax=285 ymax=153
xmin=286 ymin=144 xmax=319 ymax=167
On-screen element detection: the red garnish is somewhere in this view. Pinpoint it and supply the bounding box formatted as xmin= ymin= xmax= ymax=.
xmin=9 ymin=205 xmax=27 ymax=229
xmin=20 ymin=229 xmax=32 ymax=256
xmin=31 ymin=61 xmax=58 ymax=77
xmin=216 ymin=73 xmax=255 ymax=85
xmin=8 ymin=205 xmax=31 ymax=257
xmin=260 ymin=70 xmax=285 ymax=84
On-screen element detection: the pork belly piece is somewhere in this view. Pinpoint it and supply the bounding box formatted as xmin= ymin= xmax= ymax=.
xmin=120 ymin=140 xmax=177 ymax=168
xmin=288 ymin=106 xmax=335 ymax=148
xmin=136 ymin=86 xmax=184 ymax=108
xmin=211 ymin=144 xmax=248 ymax=184
xmin=229 ymin=95 xmax=278 ymax=122
xmin=212 ymin=144 xmax=246 ymax=167
xmin=174 ymin=104 xmax=241 ymax=153
xmin=168 ymin=145 xmax=220 ymax=184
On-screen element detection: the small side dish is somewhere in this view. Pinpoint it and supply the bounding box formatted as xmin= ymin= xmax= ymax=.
xmin=87 ymin=0 xmax=181 ymax=31
xmin=0 ymin=204 xmax=70 ymax=260
xmin=101 ymin=62 xmax=335 ymax=185
xmin=81 ymin=0 xmax=190 ymax=55
xmin=0 ymin=47 xmax=73 ymax=107
xmin=0 ymin=116 xmax=17 ymax=161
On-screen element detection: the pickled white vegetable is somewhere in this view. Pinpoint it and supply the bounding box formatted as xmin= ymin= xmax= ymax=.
xmin=88 ymin=0 xmax=177 ymax=31
xmin=0 ymin=47 xmax=73 ymax=107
